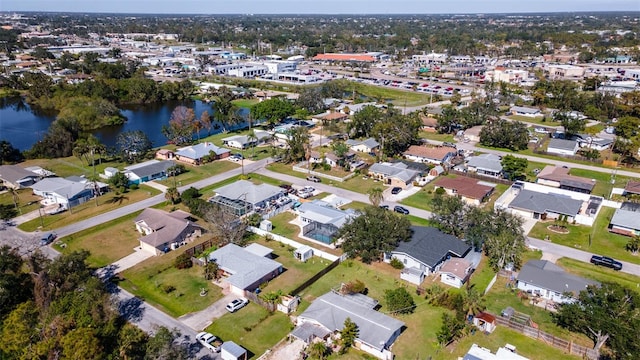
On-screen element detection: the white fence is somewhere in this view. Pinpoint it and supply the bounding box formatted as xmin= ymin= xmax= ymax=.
xmin=247 ymin=226 xmax=340 ymax=262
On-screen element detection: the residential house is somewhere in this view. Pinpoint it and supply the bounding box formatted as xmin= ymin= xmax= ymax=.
xmin=462 ymin=343 xmax=529 ymax=360
xmin=368 ymin=162 xmax=420 ymax=190
xmin=335 ymin=102 xmax=384 ymax=115
xmin=210 ymin=179 xmax=290 ymax=217
xmin=439 ymin=258 xmax=473 ymax=288
xmin=309 ymin=150 xmax=339 ymax=168
xmin=222 ymin=130 xmax=271 ymax=149
xmin=312 ymin=112 xmax=348 ymax=123
xmin=576 ymin=135 xmax=613 ymax=151
xmin=507 ymin=188 xmax=583 ymax=222
xmin=220 ymin=341 xmax=247 ymax=360
xmin=295 ymin=291 xmax=404 ymax=360
xmin=433 ymin=176 xmax=496 ymax=206
xmin=536 ymin=166 xmax=595 ymax=194
xmin=297 ymin=200 xmax=357 ymax=244
xmin=464 ymin=125 xmax=484 ymax=142
xmin=465 ymin=154 xmax=503 ymax=178
xmin=622 ymin=181 xmax=640 ymax=197
xmin=510 ymin=106 xmax=542 ymax=117
xmin=174 ymin=142 xmax=231 ymax=165
xmin=384 ymin=226 xmax=471 ymax=285
xmin=429 ymin=165 xmax=445 ymax=177
xmin=472 ymin=313 xmax=497 ymax=334
xmin=0 ymin=165 xmax=41 ymax=189
xmin=31 ymin=177 xmax=108 ymax=211
xmin=123 ymin=160 xmax=176 ymax=184
xmin=609 ymin=202 xmax=640 ymax=237
xmin=516 ymin=260 xmax=599 ymax=304
xmin=547 ymin=139 xmax=579 ymax=156
xmin=346 ymin=138 xmax=380 ymax=153
xmin=403 ymin=145 xmax=457 ymax=165
xmin=134 ymin=208 xmax=203 ymax=255
xmin=420 ymin=113 xmax=438 ymax=133
xmin=207 ymin=243 xmax=283 ymax=296
xmin=155 ymin=149 xmax=175 ymax=160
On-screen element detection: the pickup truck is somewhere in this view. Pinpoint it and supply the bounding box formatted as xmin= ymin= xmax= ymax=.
xmin=590 ymin=255 xmax=623 ymax=271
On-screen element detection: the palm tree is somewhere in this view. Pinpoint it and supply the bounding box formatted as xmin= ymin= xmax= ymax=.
xmin=247 ymin=129 xmax=258 ymax=160
xmin=367 ymin=187 xmax=384 ymax=207
xmin=308 ymin=342 xmax=329 ymax=360
xmin=626 ymin=236 xmax=640 ymax=255
xmin=165 ymin=187 xmax=180 ymax=204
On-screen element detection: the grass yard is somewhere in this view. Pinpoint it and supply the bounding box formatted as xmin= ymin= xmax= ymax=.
xmin=21 ymin=156 xmax=128 ymax=179
xmin=525 ymin=160 xmax=549 ymax=182
xmin=18 ymin=185 xmax=161 ymax=232
xmin=205 ymin=303 xmax=293 ymax=359
xmin=568 ymin=167 xmax=633 ymax=198
xmin=482 ymin=183 xmax=509 ymax=209
xmin=433 ymin=326 xmax=580 ymax=360
xmin=118 ymin=239 xmax=223 ymax=317
xmin=483 ymin=276 xmax=592 ymax=346
xmin=400 ymin=182 xmax=439 ymax=211
xmin=418 ymin=132 xmax=456 ymax=143
xmin=507 ymin=115 xmax=559 ymax=126
xmin=527 ymin=207 xmax=639 ymax=265
xmin=557 ymin=257 xmax=640 ymax=290
xmin=266 ymin=212 xmax=343 ymax=256
xmin=348 ymin=82 xmax=432 ymax=107
xmin=251 ymin=237 xmax=331 ymax=295
xmin=156 ymin=160 xmax=240 ymax=187
xmin=469 ymin=256 xmax=496 ymax=293
xmin=0 ymin=188 xmax=42 ymax=215
xmin=53 ymin=212 xmax=141 ymax=267
xmin=232 ymin=98 xmax=260 ymax=108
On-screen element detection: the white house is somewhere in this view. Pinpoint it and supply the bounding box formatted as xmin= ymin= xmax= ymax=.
xmin=31 ymin=177 xmax=108 ymax=211
xmin=547 ymin=138 xmax=579 ymax=156
xmin=439 ymin=258 xmax=473 ymax=288
xmin=516 ymin=260 xmax=598 ymax=304
xmin=222 ymin=130 xmax=271 ymax=149
xmin=345 ymin=138 xmax=380 ymax=153
xmin=510 ymin=106 xmax=542 ymax=117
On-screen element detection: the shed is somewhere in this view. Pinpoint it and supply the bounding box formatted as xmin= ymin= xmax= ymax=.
xmin=104 ymin=167 xmax=119 ymax=178
xmin=259 ymin=219 xmax=273 ymax=231
xmin=473 ymin=312 xmax=497 ymax=334
xmin=221 ymin=341 xmax=247 ymax=360
xmin=294 ymin=245 xmax=314 ymax=262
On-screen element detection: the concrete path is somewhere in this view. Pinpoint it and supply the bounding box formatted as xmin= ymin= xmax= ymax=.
xmin=145 ymin=181 xmax=169 ymax=193
xmin=13 ymin=208 xmax=42 ymax=225
xmin=110 ymin=247 xmax=154 ymax=274
xmin=179 ymin=292 xmax=236 ymax=331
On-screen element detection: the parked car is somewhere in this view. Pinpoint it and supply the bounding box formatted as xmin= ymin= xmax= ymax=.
xmin=226 ymin=298 xmax=249 ymax=312
xmin=307 ymin=175 xmax=321 ymax=183
xmin=196 ymin=332 xmax=221 ymax=352
xmin=393 ymin=206 xmax=410 ymax=215
xmin=379 ymin=205 xmax=389 ymax=210
xmin=590 ymin=255 xmax=622 ymax=271
xmin=40 ymin=232 xmax=57 ymax=246
xmin=391 ymin=187 xmax=402 ymax=195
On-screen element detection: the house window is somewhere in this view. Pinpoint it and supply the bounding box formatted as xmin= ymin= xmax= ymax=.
xmin=403 ymin=258 xmax=407 ymax=265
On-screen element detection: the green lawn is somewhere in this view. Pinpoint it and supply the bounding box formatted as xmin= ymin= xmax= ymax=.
xmin=267 ymin=162 xmax=381 ymax=195
xmin=418 ymin=132 xmax=456 ymax=143
xmin=524 ymin=160 xmax=549 ymax=182
xmin=568 ymin=168 xmax=633 ymax=198
xmin=118 ymin=240 xmax=223 ymax=317
xmin=205 ymin=303 xmax=293 ymax=359
xmin=432 ymin=326 xmax=581 ymax=360
xmin=400 ymin=184 xmax=438 ymax=211
xmin=527 ymin=207 xmax=639 ymax=265
xmin=507 ymin=115 xmax=559 ymax=126
xmin=266 ymin=212 xmax=343 ymax=256
xmin=251 ymin=237 xmax=331 ymax=295
xmin=232 ymin=98 xmax=260 ymax=108
xmin=156 ymin=160 xmax=240 ymax=187
xmin=53 ymin=212 xmax=141 ymax=267
xmin=18 ymin=185 xmax=161 ymax=232
xmin=0 ymin=188 xmax=42 ymax=216
xmin=557 ymin=257 xmax=640 ymax=290
xmin=348 ymin=82 xmax=432 ymax=107
xmin=22 ymin=156 xmax=129 ymax=179
xmin=469 ymin=256 xmax=496 ymax=293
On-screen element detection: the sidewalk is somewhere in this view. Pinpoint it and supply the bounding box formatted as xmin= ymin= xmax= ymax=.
xmin=13 ymin=209 xmax=42 ymax=225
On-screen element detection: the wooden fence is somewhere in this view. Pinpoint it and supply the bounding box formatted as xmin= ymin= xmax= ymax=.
xmin=244 ymin=291 xmax=277 ymax=312
xmin=492 ymin=313 xmax=598 ymax=359
xmin=288 ymin=257 xmax=342 ymax=296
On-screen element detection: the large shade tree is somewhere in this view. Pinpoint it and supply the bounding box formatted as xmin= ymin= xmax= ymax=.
xmin=338 ymin=206 xmax=412 ymax=263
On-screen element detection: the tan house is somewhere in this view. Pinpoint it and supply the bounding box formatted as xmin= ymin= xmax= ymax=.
xmin=439 ymin=258 xmax=473 ymax=288
xmin=433 ymin=176 xmax=495 ymax=206
xmin=134 ymin=208 xmax=203 ymax=255
xmin=420 ymin=114 xmax=438 ymax=133
xmin=403 ymin=145 xmax=456 ymax=165
xmin=368 ymin=162 xmax=420 ymax=190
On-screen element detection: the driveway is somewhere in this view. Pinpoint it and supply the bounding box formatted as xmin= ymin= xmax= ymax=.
xmin=179 ymin=292 xmax=237 ymax=331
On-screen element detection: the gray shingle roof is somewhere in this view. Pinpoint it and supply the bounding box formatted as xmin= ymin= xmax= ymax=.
xmin=511 ymin=106 xmax=540 ymax=114
xmin=369 ymin=162 xmax=419 ymax=183
xmin=610 ymin=203 xmax=640 ymax=231
xmin=466 ymin=154 xmax=503 ymax=173
xmin=517 ymin=260 xmax=598 ymax=296
xmin=548 ymin=138 xmax=578 ymax=152
xmin=124 ymin=160 xmax=176 ymax=179
xmin=208 ymin=244 xmax=282 ymax=290
xmin=298 ymin=200 xmax=356 ymax=227
xmin=175 ymin=142 xmax=230 ymax=159
xmin=135 ymin=209 xmax=200 ymax=247
xmin=0 ymin=165 xmax=39 ymax=185
xmin=214 ymin=179 xmax=285 ymax=205
xmin=509 ymin=189 xmax=582 ymax=216
xmin=220 ymin=341 xmax=246 ymax=357
xmin=299 ymin=291 xmax=404 ymax=351
xmin=393 ymin=226 xmax=471 ymax=269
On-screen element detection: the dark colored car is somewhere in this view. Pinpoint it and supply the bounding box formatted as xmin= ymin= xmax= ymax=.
xmin=394 ymin=206 xmax=410 ymax=215
xmin=40 ymin=232 xmax=57 ymax=246
xmin=379 ymin=205 xmax=389 ymax=210
xmin=590 ymin=255 xmax=622 ymax=271
xmin=391 ymin=187 xmax=402 ymax=195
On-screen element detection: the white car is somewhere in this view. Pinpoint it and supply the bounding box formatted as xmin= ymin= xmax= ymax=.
xmin=196 ymin=332 xmax=221 ymax=352
xmin=225 ymin=298 xmax=249 ymax=313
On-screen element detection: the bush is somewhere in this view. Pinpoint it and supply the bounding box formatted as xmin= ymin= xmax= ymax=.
xmin=434 ymin=187 xmax=446 ymax=195
xmin=181 ymin=187 xmax=201 ymax=201
xmin=390 ymin=257 xmax=404 ymax=269
xmin=341 ymin=279 xmax=366 ymax=295
xmin=162 ymin=284 xmax=176 ymax=293
xmin=129 ymin=183 xmax=139 ymax=190
xmin=385 ymin=287 xmax=416 ymax=314
xmin=174 ymin=253 xmax=193 ymax=269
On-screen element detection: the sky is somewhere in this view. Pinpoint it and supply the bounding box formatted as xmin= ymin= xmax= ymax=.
xmin=2 ymin=0 xmax=639 ymax=14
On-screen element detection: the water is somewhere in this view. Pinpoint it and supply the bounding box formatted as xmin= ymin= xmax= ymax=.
xmin=0 ymin=97 xmax=250 ymax=151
